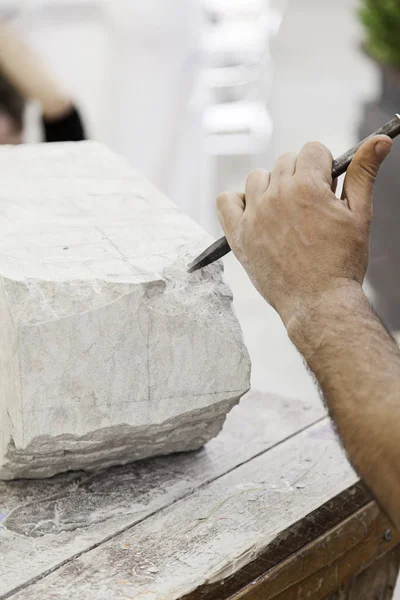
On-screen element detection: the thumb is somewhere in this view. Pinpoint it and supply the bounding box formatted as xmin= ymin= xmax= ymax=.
xmin=216 ymin=192 xmax=245 ymax=242
xmin=342 ymin=134 xmax=392 ymax=217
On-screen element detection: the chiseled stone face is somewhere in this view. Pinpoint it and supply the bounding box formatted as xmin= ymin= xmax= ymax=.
xmin=0 ymin=141 xmax=250 ymax=479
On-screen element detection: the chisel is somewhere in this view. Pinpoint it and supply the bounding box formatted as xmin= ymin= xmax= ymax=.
xmin=187 ymin=114 xmax=400 ymax=273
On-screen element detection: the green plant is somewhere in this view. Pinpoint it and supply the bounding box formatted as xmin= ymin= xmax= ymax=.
xmin=359 ymin=0 xmax=400 ymax=68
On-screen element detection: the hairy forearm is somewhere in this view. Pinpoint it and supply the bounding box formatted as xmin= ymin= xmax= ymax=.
xmin=0 ymin=23 xmax=70 ymax=118
xmin=288 ymin=283 xmax=400 ymax=528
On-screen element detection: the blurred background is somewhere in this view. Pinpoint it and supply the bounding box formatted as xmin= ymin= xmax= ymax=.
xmin=0 ymin=0 xmax=398 ymax=408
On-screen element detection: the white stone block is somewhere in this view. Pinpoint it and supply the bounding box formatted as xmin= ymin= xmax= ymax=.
xmin=0 ymin=142 xmax=250 ymax=479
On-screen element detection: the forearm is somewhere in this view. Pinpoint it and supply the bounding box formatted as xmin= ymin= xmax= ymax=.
xmin=288 ymin=283 xmax=400 ymax=528
xmin=0 ymin=23 xmax=70 ymax=119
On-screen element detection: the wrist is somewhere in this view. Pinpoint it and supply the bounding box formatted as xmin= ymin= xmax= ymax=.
xmin=286 ymin=280 xmax=367 ymax=355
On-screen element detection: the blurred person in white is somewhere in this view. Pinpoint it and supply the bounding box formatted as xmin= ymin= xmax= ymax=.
xmin=0 ymin=3 xmax=202 ymax=219
xmin=104 ymin=0 xmax=202 ymax=217
xmin=0 ymin=21 xmax=85 ymax=145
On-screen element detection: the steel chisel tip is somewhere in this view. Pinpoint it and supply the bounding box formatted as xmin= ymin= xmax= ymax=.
xmin=187 ymin=237 xmax=231 ymax=272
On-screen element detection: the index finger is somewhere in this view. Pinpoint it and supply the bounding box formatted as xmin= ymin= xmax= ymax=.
xmin=216 ymin=191 xmax=245 ymax=239
xmin=295 ymin=141 xmax=333 ymax=186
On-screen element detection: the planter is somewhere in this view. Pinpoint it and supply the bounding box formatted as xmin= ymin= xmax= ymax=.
xmin=358 ymin=62 xmax=400 ymax=330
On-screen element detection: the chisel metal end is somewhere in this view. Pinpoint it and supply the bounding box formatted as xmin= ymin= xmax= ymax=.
xmin=187 ymin=237 xmax=231 ymax=272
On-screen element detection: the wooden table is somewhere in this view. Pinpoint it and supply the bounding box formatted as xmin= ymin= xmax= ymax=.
xmin=0 ymin=391 xmax=399 ymax=599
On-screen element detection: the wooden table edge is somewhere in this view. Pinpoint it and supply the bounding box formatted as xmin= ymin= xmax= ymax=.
xmin=182 ymin=483 xmax=400 ymax=600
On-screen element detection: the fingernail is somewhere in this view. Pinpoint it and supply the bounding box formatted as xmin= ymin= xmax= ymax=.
xmin=375 ymin=141 xmax=391 ymax=161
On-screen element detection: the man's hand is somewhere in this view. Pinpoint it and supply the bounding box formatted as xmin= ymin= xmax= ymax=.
xmin=217 ymin=135 xmax=400 ymax=530
xmin=217 ymin=135 xmax=392 ymax=328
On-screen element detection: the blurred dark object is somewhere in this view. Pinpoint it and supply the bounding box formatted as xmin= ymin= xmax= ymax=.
xmin=0 ymin=71 xmax=24 ymax=132
xmin=0 ymin=69 xmax=85 ymax=143
xmin=43 ymin=105 xmax=85 ymax=142
xmin=0 ymin=22 xmax=86 ymax=145
xmin=359 ymin=65 xmax=400 ymax=330
xmin=359 ymin=1 xmax=400 ymax=330
xmin=359 ymin=0 xmax=400 ymax=69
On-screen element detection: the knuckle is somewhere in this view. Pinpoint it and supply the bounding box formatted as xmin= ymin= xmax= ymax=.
xmin=246 ymin=168 xmax=265 ymax=186
xmin=273 ymin=153 xmax=296 ymax=174
xmin=279 ymin=151 xmax=296 ymax=161
xmin=293 ymin=176 xmax=314 ymax=195
xmin=252 ymin=167 xmax=269 ymax=177
xmin=216 ymin=190 xmax=230 ymax=208
xmin=304 ymin=140 xmax=332 ymax=160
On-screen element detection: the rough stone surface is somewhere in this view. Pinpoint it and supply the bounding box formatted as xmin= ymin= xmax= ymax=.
xmin=0 ymin=141 xmax=250 ymax=480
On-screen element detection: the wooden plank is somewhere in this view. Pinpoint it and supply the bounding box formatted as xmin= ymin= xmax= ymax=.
xmin=325 ymin=545 xmax=400 ymax=600
xmin=182 ymin=482 xmax=372 ymax=600
xmin=9 ymin=418 xmax=361 ymax=600
xmin=229 ymin=501 xmax=400 ymax=600
xmin=0 ymin=390 xmax=325 ymax=597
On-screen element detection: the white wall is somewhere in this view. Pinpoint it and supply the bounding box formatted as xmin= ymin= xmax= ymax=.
xmin=11 ymin=0 xmax=204 ymax=216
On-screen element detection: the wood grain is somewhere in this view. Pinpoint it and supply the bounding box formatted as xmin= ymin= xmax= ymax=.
xmin=229 ymin=501 xmax=400 ymax=600
xmin=182 ymin=482 xmax=372 ymax=600
xmin=9 ymin=418 xmax=359 ymax=600
xmin=0 ymin=390 xmax=324 ymax=597
xmin=325 ymin=545 xmax=400 ymax=600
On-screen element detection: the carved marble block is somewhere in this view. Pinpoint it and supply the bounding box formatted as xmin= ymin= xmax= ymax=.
xmin=0 ymin=142 xmax=250 ymax=479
